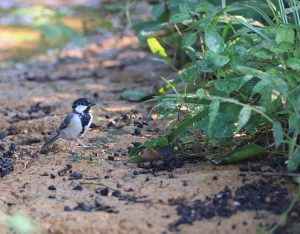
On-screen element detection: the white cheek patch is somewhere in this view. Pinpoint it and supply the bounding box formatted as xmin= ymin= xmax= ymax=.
xmin=75 ymin=105 xmax=87 ymax=113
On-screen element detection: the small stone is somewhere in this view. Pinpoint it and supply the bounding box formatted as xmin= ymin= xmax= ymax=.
xmin=70 ymin=171 xmax=83 ymax=180
xmin=133 ymin=128 xmax=141 ymax=136
xmin=73 ymin=184 xmax=83 ymax=191
xmin=64 ymin=206 xmax=73 ymax=211
xmin=107 ymin=156 xmax=114 ymax=161
xmin=250 ymin=164 xmax=262 ymax=172
xmin=95 ymin=187 xmax=109 ymax=196
xmin=112 ymin=190 xmax=121 ymax=197
xmin=48 ymin=185 xmax=56 ymax=191
xmin=239 ymin=165 xmax=249 ymax=172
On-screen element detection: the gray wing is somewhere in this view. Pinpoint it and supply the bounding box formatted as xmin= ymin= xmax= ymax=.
xmin=59 ymin=112 xmax=75 ymax=131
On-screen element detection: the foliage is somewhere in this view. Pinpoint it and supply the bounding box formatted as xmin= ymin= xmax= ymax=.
xmin=8 ymin=5 xmax=114 ymax=47
xmin=0 ymin=211 xmax=41 ymax=234
xmin=121 ymin=89 xmax=150 ymax=102
xmin=130 ymin=0 xmax=300 ymax=173
xmin=10 ymin=6 xmax=78 ymax=45
xmin=211 ymin=144 xmax=266 ymax=164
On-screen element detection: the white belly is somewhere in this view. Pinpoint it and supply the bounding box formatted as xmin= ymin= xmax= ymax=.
xmin=60 ymin=114 xmax=83 ymax=140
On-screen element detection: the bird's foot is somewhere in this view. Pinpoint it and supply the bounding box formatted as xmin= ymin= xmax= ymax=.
xmin=77 ymin=139 xmax=90 ymax=149
xmin=68 ymin=149 xmax=78 ymax=155
xmin=80 ymin=144 xmax=89 ymax=149
xmin=81 ymin=145 xmax=94 ymax=150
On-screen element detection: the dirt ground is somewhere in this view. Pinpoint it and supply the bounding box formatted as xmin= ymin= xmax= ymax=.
xmin=0 ymin=31 xmax=299 ymax=234
xmin=0 ymin=34 xmax=295 ymax=233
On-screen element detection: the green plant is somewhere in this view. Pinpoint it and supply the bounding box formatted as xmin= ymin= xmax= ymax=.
xmin=0 ymin=211 xmax=42 ymax=234
xmin=130 ymin=0 xmax=300 ymax=173
xmin=130 ymin=3 xmax=300 ymax=231
xmin=11 ymin=6 xmax=79 ymax=45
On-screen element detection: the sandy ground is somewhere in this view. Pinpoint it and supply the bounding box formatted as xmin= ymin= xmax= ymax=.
xmin=0 ymin=34 xmax=298 ymax=234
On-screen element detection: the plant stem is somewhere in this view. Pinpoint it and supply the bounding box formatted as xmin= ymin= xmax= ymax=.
xmin=266 ymin=195 xmax=299 ymax=234
xmin=125 ymin=0 xmax=132 ymax=27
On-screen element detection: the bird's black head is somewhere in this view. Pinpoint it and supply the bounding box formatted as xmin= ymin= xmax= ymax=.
xmin=72 ymin=97 xmax=95 ymax=113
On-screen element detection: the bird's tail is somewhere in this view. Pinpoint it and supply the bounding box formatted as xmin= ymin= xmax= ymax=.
xmin=40 ymin=133 xmax=61 ymax=154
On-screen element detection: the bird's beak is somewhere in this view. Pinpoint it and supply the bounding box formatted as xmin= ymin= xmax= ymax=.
xmin=89 ymin=102 xmax=96 ymax=107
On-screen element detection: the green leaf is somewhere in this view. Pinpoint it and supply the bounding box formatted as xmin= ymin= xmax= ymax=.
xmin=103 ymin=3 xmax=122 ymax=13
xmin=132 ymin=21 xmax=163 ymax=41
xmin=179 ymin=64 xmax=198 ymax=82
xmin=99 ymin=19 xmax=113 ymax=30
xmin=288 ymin=113 xmax=297 ymax=133
xmin=195 ymin=112 xmax=236 ymax=139
xmin=293 ymin=47 xmax=300 ymax=58
xmin=144 ymin=136 xmax=169 ymax=148
xmin=272 ymin=42 xmax=294 ymax=53
xmin=39 ymin=23 xmax=77 ymax=39
xmin=169 ymin=13 xmax=190 ymax=24
xmin=205 ymin=51 xmax=230 ymax=69
xmin=196 ymin=88 xmax=205 ymax=98
xmin=276 ymin=27 xmax=295 ymax=44
xmin=236 ymin=106 xmax=252 ymax=132
xmin=179 ymin=135 xmax=195 ymax=144
xmin=6 ymin=214 xmax=38 ymax=234
xmin=196 ymin=2 xmax=214 ymax=12
xmin=238 ymin=75 xmax=254 ymax=89
xmin=236 ymin=66 xmax=269 ymax=80
xmin=286 ymin=57 xmax=300 ymax=70
xmin=234 ymin=18 xmax=272 ymax=45
xmin=297 ymin=176 xmax=300 ymax=186
xmin=214 ymin=79 xmax=238 ymax=94
xmin=205 ymin=25 xmax=225 ymax=53
xmin=273 ymin=121 xmax=283 ymax=148
xmin=147 ymin=37 xmax=168 ymax=58
xmin=208 ymin=99 xmax=220 ymax=132
xmin=211 ymin=144 xmax=266 ymax=164
xmin=288 ymin=147 xmax=300 ymax=172
xmin=236 ymin=66 xmax=288 ymax=97
xmin=70 ymin=37 xmax=86 ymax=47
xmin=182 ymin=32 xmax=197 ymax=48
xmin=120 ymin=89 xmax=149 ymax=102
xmin=151 ymin=3 xmax=165 ymax=19
xmin=167 ymin=109 xmax=208 ymax=142
xmin=285 ymin=71 xmax=298 ymax=88
xmin=11 ymin=6 xmax=54 ymax=17
xmin=230 ymin=4 xmax=274 ymax=25
xmin=212 ymin=54 xmax=230 ymax=68
xmin=251 ymin=49 xmax=273 ymax=59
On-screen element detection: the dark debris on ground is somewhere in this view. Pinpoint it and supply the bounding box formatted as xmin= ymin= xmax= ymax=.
xmin=168 ymin=178 xmax=291 ymax=232
xmin=0 ymin=143 xmax=17 ymax=177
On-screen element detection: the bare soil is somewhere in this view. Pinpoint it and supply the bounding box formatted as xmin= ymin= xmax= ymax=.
xmin=0 ymin=33 xmax=299 ymax=234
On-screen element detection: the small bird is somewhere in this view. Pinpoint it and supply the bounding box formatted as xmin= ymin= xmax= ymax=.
xmin=40 ymin=97 xmax=95 ymax=154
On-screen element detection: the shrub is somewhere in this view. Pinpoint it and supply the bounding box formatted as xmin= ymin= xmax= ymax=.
xmin=129 ymin=0 xmax=300 ymax=172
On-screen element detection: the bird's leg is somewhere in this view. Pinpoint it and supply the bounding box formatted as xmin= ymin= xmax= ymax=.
xmin=67 ymin=140 xmax=77 ymax=154
xmin=77 ymin=139 xmax=88 ymax=149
